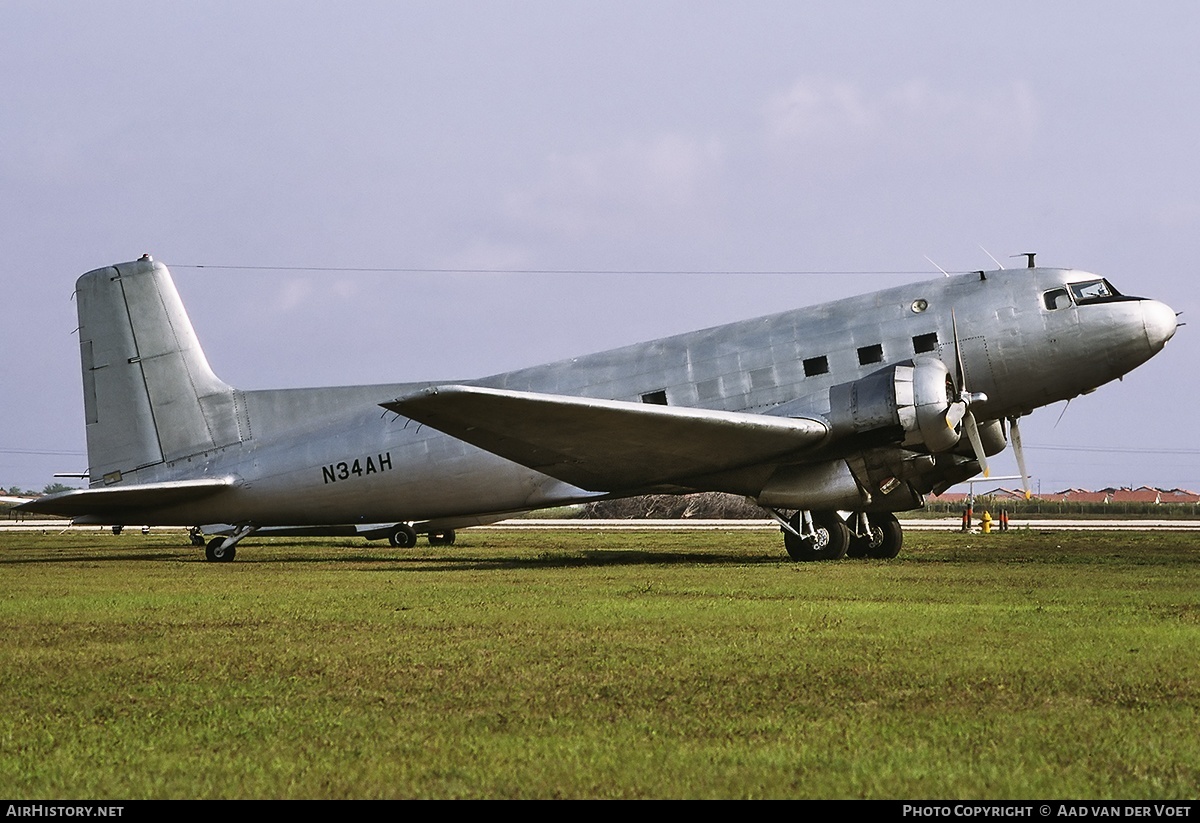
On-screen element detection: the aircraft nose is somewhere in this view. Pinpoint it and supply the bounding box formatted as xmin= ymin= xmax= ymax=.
xmin=1142 ymin=299 xmax=1178 ymax=351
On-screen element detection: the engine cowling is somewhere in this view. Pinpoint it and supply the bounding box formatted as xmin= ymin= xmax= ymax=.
xmin=826 ymin=358 xmax=961 ymax=454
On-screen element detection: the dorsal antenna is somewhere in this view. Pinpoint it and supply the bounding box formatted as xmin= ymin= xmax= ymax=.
xmin=924 ymin=255 xmax=951 ymax=277
xmin=978 ymin=245 xmax=1005 ymax=269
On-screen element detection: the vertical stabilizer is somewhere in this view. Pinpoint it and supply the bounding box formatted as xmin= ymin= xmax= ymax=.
xmin=77 ymin=257 xmax=247 ymax=483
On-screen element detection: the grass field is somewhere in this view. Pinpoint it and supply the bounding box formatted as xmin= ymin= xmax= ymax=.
xmin=1 ymin=527 xmax=1197 ymax=799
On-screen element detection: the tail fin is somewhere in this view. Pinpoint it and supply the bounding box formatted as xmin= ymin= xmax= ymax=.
xmin=77 ymin=257 xmax=248 ymax=483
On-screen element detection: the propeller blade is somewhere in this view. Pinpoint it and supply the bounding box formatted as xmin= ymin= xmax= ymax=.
xmin=946 ymin=400 xmax=967 ymax=430
xmin=1009 ymin=416 xmax=1031 ymax=499
xmin=963 ymin=409 xmax=989 ymax=478
xmin=951 ymin=309 xmax=967 ymax=395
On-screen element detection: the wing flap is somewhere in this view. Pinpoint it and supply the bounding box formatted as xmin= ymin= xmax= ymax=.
xmin=382 ymin=385 xmax=828 ymax=491
xmin=16 ymin=477 xmax=236 ymax=517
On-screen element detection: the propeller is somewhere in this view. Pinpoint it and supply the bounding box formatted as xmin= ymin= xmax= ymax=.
xmin=947 ymin=310 xmax=990 ymax=477
xmin=1008 ymin=415 xmax=1032 ymax=500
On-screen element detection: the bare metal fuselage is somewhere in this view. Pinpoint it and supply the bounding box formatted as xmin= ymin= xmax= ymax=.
xmin=42 ymin=258 xmax=1174 ymax=534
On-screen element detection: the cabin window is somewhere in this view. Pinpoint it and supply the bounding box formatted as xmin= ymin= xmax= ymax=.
xmin=912 ymin=332 xmax=938 ymax=354
xmin=802 ymin=355 xmax=829 ymax=377
xmin=641 ymin=390 xmax=668 ymax=405
xmin=1043 ymin=288 xmax=1071 ymax=310
xmin=857 ymin=344 xmax=883 ymax=365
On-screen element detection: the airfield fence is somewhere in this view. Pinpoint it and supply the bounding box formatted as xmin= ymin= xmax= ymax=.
xmin=573 ymin=492 xmax=1200 ymax=520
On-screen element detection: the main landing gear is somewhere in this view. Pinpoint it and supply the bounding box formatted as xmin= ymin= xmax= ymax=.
xmin=846 ymin=511 xmax=903 ymax=559
xmin=775 ymin=510 xmax=902 ymax=561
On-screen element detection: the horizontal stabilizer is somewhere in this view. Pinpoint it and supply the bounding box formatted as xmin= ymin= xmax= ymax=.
xmin=16 ymin=477 xmax=236 ymax=517
xmin=382 ymin=385 xmax=828 ymax=491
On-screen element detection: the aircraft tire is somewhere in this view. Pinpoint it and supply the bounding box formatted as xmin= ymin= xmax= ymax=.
xmin=205 ymin=537 xmax=236 ymax=562
xmin=427 ymin=530 xmax=456 ymax=546
xmin=847 ymin=514 xmax=883 ymax=558
xmin=388 ymin=524 xmax=418 ymax=548
xmin=783 ymin=511 xmax=849 ymax=561
xmin=811 ymin=511 xmax=849 ymax=560
xmin=846 ymin=524 xmax=871 ymax=557
xmin=782 ymin=528 xmax=808 ymax=560
xmin=865 ymin=513 xmax=903 ymax=559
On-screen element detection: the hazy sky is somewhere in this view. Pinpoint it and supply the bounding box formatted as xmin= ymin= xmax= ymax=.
xmin=2 ymin=1 xmax=1197 ymax=494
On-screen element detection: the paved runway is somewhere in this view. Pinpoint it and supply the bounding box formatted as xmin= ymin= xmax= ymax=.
xmin=3 ymin=517 xmax=1199 ymax=533
xmin=490 ymin=518 xmax=1200 ymax=531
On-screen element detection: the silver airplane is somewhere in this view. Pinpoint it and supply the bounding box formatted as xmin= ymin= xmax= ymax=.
xmin=20 ymin=255 xmax=1177 ymax=561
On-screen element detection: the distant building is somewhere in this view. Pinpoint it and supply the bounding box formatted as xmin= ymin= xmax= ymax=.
xmin=929 ymin=486 xmax=1197 ymax=505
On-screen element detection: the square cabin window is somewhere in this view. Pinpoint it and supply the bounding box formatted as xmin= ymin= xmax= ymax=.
xmin=641 ymin=390 xmax=668 ymax=405
xmin=857 ymin=344 xmax=883 ymax=366
xmin=912 ymin=332 xmax=938 ymax=354
xmin=802 ymin=355 xmax=829 ymax=377
xmin=1043 ymin=288 xmax=1071 ymax=310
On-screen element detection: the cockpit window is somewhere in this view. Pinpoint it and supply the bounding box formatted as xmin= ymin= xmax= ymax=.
xmin=1043 ymin=288 xmax=1071 ymax=310
xmin=1069 ymin=279 xmax=1121 ymax=303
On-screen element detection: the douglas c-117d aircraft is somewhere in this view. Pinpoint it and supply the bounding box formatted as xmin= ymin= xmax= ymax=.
xmin=21 ymin=255 xmax=1177 ymax=561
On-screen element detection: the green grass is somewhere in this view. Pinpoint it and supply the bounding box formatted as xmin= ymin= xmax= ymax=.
xmin=1 ymin=527 xmax=1198 ymax=799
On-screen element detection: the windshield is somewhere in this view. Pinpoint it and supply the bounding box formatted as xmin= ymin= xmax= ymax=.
xmin=1069 ymin=279 xmax=1121 ymax=303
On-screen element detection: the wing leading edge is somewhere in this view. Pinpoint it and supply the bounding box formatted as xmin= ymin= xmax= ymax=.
xmin=382 ymin=385 xmax=829 ymax=492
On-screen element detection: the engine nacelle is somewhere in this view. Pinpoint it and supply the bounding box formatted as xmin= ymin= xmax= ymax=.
xmin=826 ymin=359 xmax=960 ymax=454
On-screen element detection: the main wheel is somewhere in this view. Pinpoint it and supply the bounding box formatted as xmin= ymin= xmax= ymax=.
xmin=427 ymin=530 xmax=456 ymax=546
xmin=205 ymin=536 xmax=236 ymax=562
xmin=847 ymin=513 xmax=881 ymax=558
xmin=864 ymin=512 xmax=903 ymax=559
xmin=783 ymin=511 xmax=849 ymax=561
xmin=388 ymin=524 xmax=418 ymax=548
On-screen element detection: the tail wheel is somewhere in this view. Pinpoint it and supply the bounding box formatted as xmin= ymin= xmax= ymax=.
xmin=783 ymin=511 xmax=849 ymax=561
xmin=205 ymin=537 xmax=236 ymax=562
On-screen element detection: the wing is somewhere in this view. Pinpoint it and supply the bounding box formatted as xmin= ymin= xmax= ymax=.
xmin=382 ymin=385 xmax=829 ymax=491
xmin=16 ymin=477 xmax=236 ymax=517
